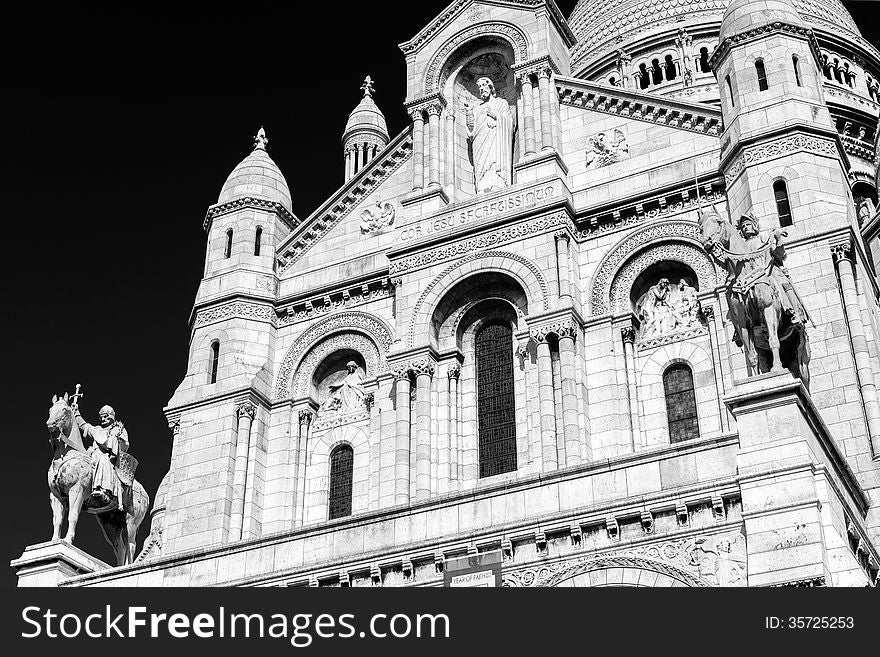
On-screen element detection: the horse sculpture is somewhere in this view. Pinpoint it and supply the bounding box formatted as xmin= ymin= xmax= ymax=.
xmin=45 ymin=394 xmax=149 ymax=565
xmin=701 ymin=207 xmax=811 ymax=388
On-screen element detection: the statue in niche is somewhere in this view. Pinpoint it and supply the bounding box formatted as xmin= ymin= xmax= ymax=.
xmin=677 ymin=278 xmax=700 ymax=327
xmin=585 ymin=129 xmax=629 ymax=169
xmin=636 ymin=276 xmax=702 ymax=339
xmin=465 ymin=76 xmax=513 ymax=194
xmin=318 ymin=361 xmax=366 ymax=415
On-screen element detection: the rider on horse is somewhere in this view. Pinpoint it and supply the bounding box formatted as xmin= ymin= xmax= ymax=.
xmin=75 ymin=405 xmax=130 ymax=511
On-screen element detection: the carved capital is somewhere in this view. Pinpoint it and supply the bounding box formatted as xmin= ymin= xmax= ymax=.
xmin=410 ymin=359 xmax=435 ymax=377
xmin=364 ymin=392 xmax=375 ymax=410
xmin=621 ymin=327 xmax=636 ymax=344
xmin=426 ymin=102 xmax=443 ymax=116
xmin=553 ymin=230 xmax=570 ymax=243
xmin=517 ymin=70 xmax=534 ymax=86
xmin=556 ymin=323 xmax=577 ymax=342
xmin=532 ymin=320 xmax=577 ymax=343
xmin=447 ymin=364 xmax=461 ymax=380
xmin=408 ymin=108 xmax=424 ymax=123
xmin=701 ymin=306 xmax=715 ymax=322
xmin=537 ymin=66 xmax=553 ymax=80
xmin=167 ymin=420 xmax=181 ymax=435
xmin=298 ymin=409 xmax=313 ymax=426
xmin=831 ymin=239 xmax=854 ymax=263
xmin=530 ymin=328 xmax=550 ymax=344
xmin=392 ymin=365 xmax=411 ymax=381
xmin=236 ymin=401 xmax=256 ymax=420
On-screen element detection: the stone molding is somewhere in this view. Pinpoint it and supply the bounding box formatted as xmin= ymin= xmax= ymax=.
xmin=841 ymin=134 xmax=874 ymax=162
xmin=709 ymin=21 xmax=822 ymax=71
xmin=290 ymin=333 xmax=381 ymax=399
xmin=203 ymin=197 xmax=298 ymax=233
xmin=556 ymin=76 xmax=722 ymax=136
xmin=590 ymin=220 xmax=717 ymax=316
xmin=194 ymin=299 xmax=276 ymax=329
xmin=512 ymin=54 xmax=560 ymax=81
xmin=408 ymin=250 xmax=550 ymax=346
xmin=724 ymin=133 xmax=840 ymax=186
xmin=637 ymin=324 xmax=709 ymax=352
xmin=275 ymin=311 xmax=394 ymax=400
xmin=278 ymin=277 xmax=395 ymax=325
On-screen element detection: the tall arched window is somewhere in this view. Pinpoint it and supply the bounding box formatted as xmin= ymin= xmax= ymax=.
xmin=224 ymin=229 xmax=233 ymax=258
xmin=698 ymin=47 xmax=711 ymax=73
xmin=773 ymin=179 xmax=793 ymax=227
xmin=726 ymin=75 xmax=735 ymax=106
xmin=755 ymin=59 xmax=769 ymax=91
xmin=475 ymin=322 xmax=516 ymax=477
xmin=328 ymin=444 xmax=354 ymax=519
xmin=210 ymin=341 xmax=220 ymax=384
xmin=664 ymin=55 xmax=677 ymax=80
xmin=651 ymin=59 xmax=663 ymax=85
xmin=792 ymin=55 xmax=802 ymax=87
xmin=638 ymin=63 xmax=650 ymax=89
xmin=663 ymin=364 xmax=700 ymax=443
xmin=254 ymin=226 xmax=262 ymax=256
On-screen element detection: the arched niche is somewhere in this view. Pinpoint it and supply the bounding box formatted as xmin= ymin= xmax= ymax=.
xmin=311 ymin=349 xmax=367 ymax=409
xmin=290 ymin=332 xmax=378 ymax=401
xmin=630 ymin=261 xmax=700 ymax=316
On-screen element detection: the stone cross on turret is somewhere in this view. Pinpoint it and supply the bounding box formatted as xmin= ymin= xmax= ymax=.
xmin=253 ymin=126 xmax=268 ymax=151
xmin=361 ymin=76 xmax=375 ymax=97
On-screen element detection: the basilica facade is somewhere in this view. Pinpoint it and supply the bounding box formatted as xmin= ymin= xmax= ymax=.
xmin=18 ymin=0 xmax=880 ymax=587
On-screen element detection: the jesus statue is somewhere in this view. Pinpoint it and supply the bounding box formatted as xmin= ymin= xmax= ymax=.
xmin=466 ymin=76 xmax=514 ymax=194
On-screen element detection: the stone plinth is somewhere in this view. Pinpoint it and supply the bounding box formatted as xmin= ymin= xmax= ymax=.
xmin=725 ymin=372 xmax=871 ymax=587
xmin=11 ymin=541 xmax=109 ymax=587
xmin=513 ymin=149 xmax=569 ymax=185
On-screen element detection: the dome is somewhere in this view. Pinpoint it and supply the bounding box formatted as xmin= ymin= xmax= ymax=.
xmin=153 ymin=470 xmax=171 ymax=513
xmin=342 ymin=76 xmax=389 ymax=145
xmin=217 ymin=127 xmax=292 ymax=212
xmin=568 ymin=0 xmax=861 ymax=66
xmin=720 ymin=0 xmax=803 ymax=40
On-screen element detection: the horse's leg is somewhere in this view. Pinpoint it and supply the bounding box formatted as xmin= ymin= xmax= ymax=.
xmin=737 ymin=324 xmax=758 ymax=374
xmin=763 ymin=304 xmax=784 ymax=372
xmin=49 ymin=493 xmax=64 ymax=541
xmin=798 ymin=328 xmax=812 ymax=389
xmin=64 ymin=484 xmax=85 ymax=543
xmin=126 ymin=513 xmax=139 ymax=564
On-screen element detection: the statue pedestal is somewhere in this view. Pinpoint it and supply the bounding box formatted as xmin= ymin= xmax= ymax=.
xmin=725 ymin=371 xmax=872 ymax=586
xmin=513 ymin=149 xmax=568 ymax=185
xmin=401 ymin=185 xmax=449 ymax=219
xmin=10 ymin=540 xmax=109 ymax=587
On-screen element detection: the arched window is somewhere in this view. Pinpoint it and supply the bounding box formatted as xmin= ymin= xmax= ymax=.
xmin=475 ymin=322 xmax=517 ymax=477
xmin=663 ymin=364 xmax=700 ymax=443
xmin=652 ymin=59 xmax=663 ymax=85
xmin=773 ymin=179 xmax=793 ymax=227
xmin=638 ymin=63 xmax=650 ymax=89
xmin=328 ymin=444 xmax=354 ymax=519
xmin=698 ymin=47 xmax=711 ymax=73
xmin=726 ymin=75 xmax=735 ymax=106
xmin=224 ymin=229 xmax=233 ymax=258
xmin=210 ymin=341 xmax=220 ymax=384
xmin=664 ymin=55 xmax=677 ymax=80
xmin=792 ymin=55 xmax=802 ymax=87
xmin=755 ymin=59 xmax=768 ymax=91
xmin=833 ymin=59 xmax=843 ymax=84
xmin=254 ymin=226 xmax=262 ymax=256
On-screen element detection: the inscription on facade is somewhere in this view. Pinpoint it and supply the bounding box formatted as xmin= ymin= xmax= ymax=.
xmin=398 ymin=183 xmax=557 ymax=242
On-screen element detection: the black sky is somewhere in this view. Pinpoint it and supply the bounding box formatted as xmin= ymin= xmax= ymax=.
xmin=1 ymin=1 xmax=876 ymax=587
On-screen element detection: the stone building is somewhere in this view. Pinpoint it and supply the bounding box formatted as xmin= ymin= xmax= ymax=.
xmin=15 ymin=0 xmax=880 ymax=587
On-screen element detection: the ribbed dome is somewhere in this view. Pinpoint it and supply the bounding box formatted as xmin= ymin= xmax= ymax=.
xmin=568 ymin=0 xmax=861 ymax=66
xmin=720 ymin=0 xmax=803 ymax=40
xmin=343 ymin=77 xmax=389 ymax=144
xmin=218 ymin=127 xmax=292 ymax=212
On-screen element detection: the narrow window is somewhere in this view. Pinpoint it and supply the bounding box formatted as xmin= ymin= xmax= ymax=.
xmin=664 ymin=55 xmax=677 ymax=81
xmin=755 ymin=59 xmax=768 ymax=91
xmin=224 ymin=229 xmax=233 ymax=258
xmin=210 ymin=341 xmax=220 ymax=384
xmin=476 ymin=322 xmax=517 ymax=477
xmin=328 ymin=444 xmax=354 ymax=519
xmin=833 ymin=60 xmax=843 ymax=84
xmin=726 ymin=75 xmax=735 ymax=106
xmin=774 ymin=179 xmax=793 ymax=227
xmin=254 ymin=226 xmax=262 ymax=256
xmin=699 ymin=47 xmax=711 ymax=73
xmin=638 ymin=63 xmax=650 ymax=89
xmin=652 ymin=59 xmax=663 ymax=85
xmin=792 ymin=55 xmax=802 ymax=87
xmin=663 ymin=364 xmax=700 ymax=443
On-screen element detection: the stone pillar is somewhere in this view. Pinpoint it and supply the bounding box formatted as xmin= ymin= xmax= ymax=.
xmin=444 ymin=109 xmax=456 ymax=197
xmin=293 ymin=409 xmax=312 ymax=526
xmin=702 ymin=307 xmax=730 ymax=433
xmin=229 ymin=401 xmax=255 ymax=541
xmin=537 ymin=67 xmax=554 ymax=151
xmin=534 ymin=330 xmax=558 ymax=470
xmin=557 ymin=325 xmax=581 ymax=466
xmin=344 ymin=148 xmax=352 ymax=181
xmin=394 ymin=368 xmax=412 ymax=505
xmin=428 ymin=104 xmax=441 ymax=188
xmin=410 ymin=109 xmax=425 ymax=191
xmin=554 ymin=231 xmax=572 ymax=300
xmin=621 ymin=327 xmax=641 ymax=451
xmin=361 ymin=143 xmax=370 ymax=168
xmin=414 ymin=361 xmax=435 ymax=500
xmin=447 ymin=365 xmax=460 ymax=484
xmin=832 ymin=241 xmax=880 ymax=457
xmin=519 ymin=72 xmax=537 ymax=156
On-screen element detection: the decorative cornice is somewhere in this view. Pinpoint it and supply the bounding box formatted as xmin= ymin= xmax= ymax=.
xmin=277 ymin=129 xmax=412 ymax=275
xmin=841 ymin=134 xmax=874 ymax=162
xmin=710 ymin=22 xmax=822 ymax=71
xmin=723 ymin=133 xmax=840 ymax=186
xmin=278 ymin=277 xmax=395 ymax=325
xmin=193 ymin=299 xmax=276 ymax=329
xmin=637 ymin=324 xmax=708 ymax=352
xmin=556 ymin=76 xmax=722 ymax=136
xmin=203 ymin=197 xmax=299 ymax=234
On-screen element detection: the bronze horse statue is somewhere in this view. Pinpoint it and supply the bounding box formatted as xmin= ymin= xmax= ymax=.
xmin=45 ymin=394 xmax=149 ymax=565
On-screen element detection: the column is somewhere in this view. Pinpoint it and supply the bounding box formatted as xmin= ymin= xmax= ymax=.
xmin=519 ymin=73 xmax=536 ymax=156
xmin=444 ymin=109 xmax=456 ymax=197
xmin=534 ymin=330 xmax=558 ymax=470
xmin=344 ymin=149 xmax=352 ymax=181
xmin=447 ymin=365 xmax=460 ymax=484
xmin=229 ymin=401 xmax=255 ymax=541
xmin=293 ymin=409 xmax=312 ymax=526
xmin=555 ymin=231 xmax=572 ymax=300
xmin=431 ymin=367 xmax=440 ymax=493
xmin=428 ymin=104 xmax=441 ymax=188
xmin=394 ymin=368 xmax=412 ymax=505
xmin=621 ymin=328 xmax=641 ymax=451
xmin=833 ymin=242 xmax=880 ymax=457
xmin=557 ymin=325 xmax=581 ymax=467
xmin=537 ymin=67 xmax=554 ymax=151
xmin=410 ymin=109 xmax=425 ymax=191
xmin=414 ymin=361 xmax=434 ymax=499
xmin=702 ymin=307 xmax=730 ymax=433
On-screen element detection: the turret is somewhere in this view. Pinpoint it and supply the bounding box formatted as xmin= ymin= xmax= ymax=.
xmin=342 ymin=76 xmax=389 ymax=182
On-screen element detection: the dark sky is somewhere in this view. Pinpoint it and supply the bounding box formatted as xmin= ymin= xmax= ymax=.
xmin=1 ymin=2 xmax=876 ymax=587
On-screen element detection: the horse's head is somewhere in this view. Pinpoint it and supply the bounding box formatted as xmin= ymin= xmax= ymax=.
xmin=46 ymin=393 xmax=72 ymax=433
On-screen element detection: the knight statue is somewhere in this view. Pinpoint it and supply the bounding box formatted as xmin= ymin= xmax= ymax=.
xmin=75 ymin=404 xmax=135 ymax=511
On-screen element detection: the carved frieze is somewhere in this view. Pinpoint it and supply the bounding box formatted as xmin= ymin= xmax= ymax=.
xmin=194 ymin=300 xmax=276 ymax=329
xmin=724 ymin=134 xmax=839 ymax=186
